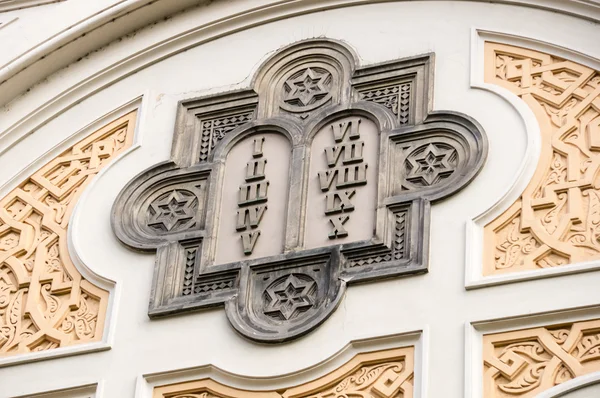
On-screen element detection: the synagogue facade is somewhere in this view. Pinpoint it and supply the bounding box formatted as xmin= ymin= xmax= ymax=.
xmin=0 ymin=1 xmax=599 ymax=397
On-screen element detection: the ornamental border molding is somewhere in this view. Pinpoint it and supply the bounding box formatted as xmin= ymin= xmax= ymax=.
xmin=465 ymin=305 xmax=600 ymax=398
xmin=0 ymin=95 xmax=146 ymax=368
xmin=1 ymin=0 xmax=599 ymax=161
xmin=111 ymin=38 xmax=487 ymax=343
xmin=134 ymin=330 xmax=427 ymax=398
xmin=465 ymin=28 xmax=600 ymax=289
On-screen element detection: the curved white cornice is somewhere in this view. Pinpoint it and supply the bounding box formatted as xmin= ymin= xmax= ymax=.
xmin=539 ymin=371 xmax=600 ymax=397
xmin=0 ymin=0 xmax=598 ymax=162
xmin=0 ymin=0 xmax=198 ymax=100
xmin=0 ymin=0 xmax=65 ymax=13
xmin=0 ymin=0 xmax=599 ymax=107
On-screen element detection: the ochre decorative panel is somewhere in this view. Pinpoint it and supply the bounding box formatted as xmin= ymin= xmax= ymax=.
xmin=483 ymin=42 xmax=600 ymax=275
xmin=153 ymin=347 xmax=414 ymax=398
xmin=483 ymin=318 xmax=600 ymax=397
xmin=0 ymin=111 xmax=136 ymax=355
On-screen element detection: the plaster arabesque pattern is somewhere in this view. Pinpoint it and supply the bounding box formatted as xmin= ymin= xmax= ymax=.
xmin=153 ymin=347 xmax=414 ymax=398
xmin=483 ymin=43 xmax=600 ymax=276
xmin=484 ymin=318 xmax=600 ymax=397
xmin=0 ymin=111 xmax=136 ymax=355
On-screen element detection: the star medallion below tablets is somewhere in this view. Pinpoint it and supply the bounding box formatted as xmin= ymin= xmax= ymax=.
xmin=263 ymin=274 xmax=317 ymax=321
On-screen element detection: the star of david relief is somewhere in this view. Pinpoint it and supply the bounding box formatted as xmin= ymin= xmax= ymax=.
xmin=264 ymin=274 xmax=317 ymax=321
xmin=112 ymin=39 xmax=488 ymax=342
xmin=282 ymin=67 xmax=333 ymax=111
xmin=405 ymin=143 xmax=457 ymax=187
xmin=147 ymin=189 xmax=199 ymax=232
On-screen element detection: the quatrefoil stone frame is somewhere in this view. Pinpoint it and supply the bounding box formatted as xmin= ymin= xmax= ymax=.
xmin=112 ymin=39 xmax=488 ymax=343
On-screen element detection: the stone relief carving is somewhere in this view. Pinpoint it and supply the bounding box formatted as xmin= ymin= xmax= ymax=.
xmin=147 ymin=189 xmax=199 ymax=233
xmin=484 ymin=318 xmax=600 ymax=397
xmin=236 ymin=137 xmax=268 ymax=254
xmin=404 ymin=143 xmax=457 ymax=187
xmin=152 ymin=346 xmax=414 ymax=398
xmin=199 ymin=110 xmax=254 ymax=162
xmin=0 ymin=111 xmax=136 ymax=356
xmin=316 ymin=117 xmax=368 ymax=240
xmin=112 ymin=39 xmax=487 ymax=342
xmin=359 ymin=82 xmax=411 ymax=125
xmin=263 ymin=273 xmax=316 ymax=320
xmin=483 ymin=43 xmax=600 ymax=276
xmin=282 ymin=67 xmax=333 ymax=112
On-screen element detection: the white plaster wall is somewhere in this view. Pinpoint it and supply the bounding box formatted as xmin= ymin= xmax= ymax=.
xmin=0 ymin=0 xmax=117 ymax=59
xmin=0 ymin=1 xmax=599 ymax=397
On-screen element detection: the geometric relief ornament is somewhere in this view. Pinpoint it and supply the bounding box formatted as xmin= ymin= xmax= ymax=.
xmin=112 ymin=39 xmax=487 ymax=342
xmin=483 ymin=318 xmax=600 ymax=398
xmin=483 ymin=43 xmax=600 ymax=276
xmin=0 ymin=111 xmax=136 ymax=356
xmin=152 ymin=346 xmax=414 ymax=398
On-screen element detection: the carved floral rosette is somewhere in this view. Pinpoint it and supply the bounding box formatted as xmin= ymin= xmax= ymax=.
xmin=112 ymin=39 xmax=487 ymax=342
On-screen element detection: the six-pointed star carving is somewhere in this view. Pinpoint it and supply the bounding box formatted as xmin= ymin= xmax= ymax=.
xmin=284 ymin=68 xmax=331 ymax=107
xmin=148 ymin=190 xmax=196 ymax=232
xmin=406 ymin=143 xmax=455 ymax=186
xmin=264 ymin=274 xmax=316 ymax=320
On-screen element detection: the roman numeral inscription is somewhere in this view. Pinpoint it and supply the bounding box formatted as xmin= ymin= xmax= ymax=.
xmin=317 ymin=118 xmax=368 ymax=239
xmin=237 ymin=137 xmax=268 ymax=254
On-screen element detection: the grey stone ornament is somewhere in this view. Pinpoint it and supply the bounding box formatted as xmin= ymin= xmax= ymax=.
xmin=111 ymin=39 xmax=488 ymax=343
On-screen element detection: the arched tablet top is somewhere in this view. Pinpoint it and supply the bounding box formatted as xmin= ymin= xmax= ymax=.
xmin=303 ymin=101 xmax=397 ymax=145
xmin=209 ymin=117 xmax=303 ymax=163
